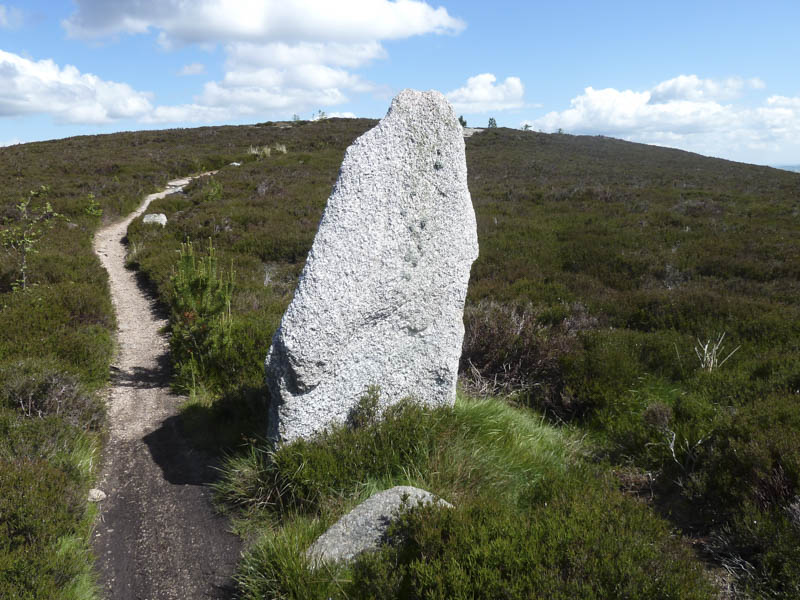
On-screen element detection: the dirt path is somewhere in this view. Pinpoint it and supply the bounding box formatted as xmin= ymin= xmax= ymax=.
xmin=91 ymin=175 xmax=241 ymax=600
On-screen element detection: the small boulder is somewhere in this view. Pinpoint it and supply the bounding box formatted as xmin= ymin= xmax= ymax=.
xmin=88 ymin=488 xmax=107 ymax=502
xmin=306 ymin=486 xmax=452 ymax=565
xmin=142 ymin=213 xmax=167 ymax=227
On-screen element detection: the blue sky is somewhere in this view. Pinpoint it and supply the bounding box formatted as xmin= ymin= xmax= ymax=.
xmin=1 ymin=0 xmax=799 ymax=166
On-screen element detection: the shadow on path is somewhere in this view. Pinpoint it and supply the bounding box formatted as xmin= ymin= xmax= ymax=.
xmin=142 ymin=413 xmax=220 ymax=487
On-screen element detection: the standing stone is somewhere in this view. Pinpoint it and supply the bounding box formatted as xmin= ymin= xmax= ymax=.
xmin=266 ymin=89 xmax=478 ymax=443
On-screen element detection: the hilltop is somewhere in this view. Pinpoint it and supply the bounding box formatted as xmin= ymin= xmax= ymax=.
xmin=2 ymin=121 xmax=799 ymax=599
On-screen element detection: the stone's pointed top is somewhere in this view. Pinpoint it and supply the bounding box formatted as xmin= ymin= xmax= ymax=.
xmin=266 ymin=88 xmax=478 ymax=443
xmin=391 ymin=88 xmax=451 ymax=110
xmin=384 ymin=88 xmax=461 ymax=132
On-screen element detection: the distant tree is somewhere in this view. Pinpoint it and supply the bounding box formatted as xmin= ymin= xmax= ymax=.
xmin=522 ymin=123 xmax=531 ymax=131
xmin=458 ymin=115 xmax=467 ymax=128
xmin=557 ymin=127 xmax=564 ymax=134
xmin=292 ymin=113 xmax=300 ymax=121
xmin=488 ymin=117 xmax=497 ymax=128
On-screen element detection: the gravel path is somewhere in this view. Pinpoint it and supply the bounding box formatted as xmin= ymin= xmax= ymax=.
xmin=91 ymin=175 xmax=241 ymax=600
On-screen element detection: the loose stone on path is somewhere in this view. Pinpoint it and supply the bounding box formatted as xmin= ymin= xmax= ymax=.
xmin=266 ymin=89 xmax=478 ymax=443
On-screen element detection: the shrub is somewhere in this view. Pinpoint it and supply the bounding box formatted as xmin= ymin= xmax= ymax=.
xmin=167 ymin=240 xmax=234 ymax=392
xmin=0 ymin=457 xmax=95 ymax=599
xmin=0 ymin=186 xmax=64 ymax=291
xmin=0 ymin=361 xmax=106 ymax=431
xmin=349 ymin=486 xmax=714 ymax=600
xmin=460 ymin=300 xmax=574 ymax=400
xmin=688 ymin=394 xmax=800 ymax=516
xmin=707 ymin=504 xmax=800 ymax=598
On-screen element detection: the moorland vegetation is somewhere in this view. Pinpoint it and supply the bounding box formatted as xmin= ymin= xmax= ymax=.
xmin=2 ymin=119 xmax=799 ymax=599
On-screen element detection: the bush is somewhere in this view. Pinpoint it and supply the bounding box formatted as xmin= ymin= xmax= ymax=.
xmin=460 ymin=300 xmax=578 ymax=403
xmin=688 ymin=394 xmax=800 ymax=517
xmin=0 ymin=457 xmax=95 ymax=599
xmin=168 ymin=240 xmax=235 ymax=392
xmin=707 ymin=504 xmax=800 ymax=598
xmin=0 ymin=361 xmax=105 ymax=431
xmin=350 ymin=490 xmax=714 ymax=600
xmin=224 ymin=396 xmax=712 ymax=600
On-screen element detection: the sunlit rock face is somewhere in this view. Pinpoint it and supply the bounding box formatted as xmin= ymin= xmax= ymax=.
xmin=265 ymin=89 xmax=478 ymax=443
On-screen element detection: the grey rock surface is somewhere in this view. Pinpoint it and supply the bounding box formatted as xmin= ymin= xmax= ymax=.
xmin=88 ymin=488 xmax=107 ymax=502
xmin=142 ymin=213 xmax=167 ymax=227
xmin=306 ymin=486 xmax=452 ymax=565
xmin=266 ymin=89 xmax=478 ymax=442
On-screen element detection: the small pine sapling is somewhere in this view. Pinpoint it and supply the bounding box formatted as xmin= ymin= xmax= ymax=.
xmin=1 ymin=185 xmax=65 ymax=291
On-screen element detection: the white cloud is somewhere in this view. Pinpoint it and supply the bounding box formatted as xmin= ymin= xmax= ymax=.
xmin=0 ymin=49 xmax=153 ymax=124
xmin=309 ymin=110 xmax=357 ymax=121
xmin=446 ymin=73 xmax=524 ymax=113
xmin=141 ymin=104 xmax=230 ymax=124
xmin=63 ymin=0 xmax=465 ymax=43
xmin=179 ymin=62 xmax=206 ymax=76
xmin=0 ymin=4 xmax=22 ymax=29
xmin=650 ymin=74 xmax=764 ymax=103
xmin=326 ymin=111 xmax=357 ymax=118
xmin=523 ymin=76 xmax=800 ymax=163
xmin=59 ymin=1 xmax=465 ymax=124
xmin=226 ymin=40 xmax=387 ymax=69
xmin=768 ymin=95 xmax=800 ymax=108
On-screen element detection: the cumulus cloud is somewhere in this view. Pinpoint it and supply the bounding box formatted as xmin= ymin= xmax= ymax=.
xmin=179 ymin=62 xmax=206 ymax=76
xmin=63 ymin=0 xmax=465 ymax=43
xmin=227 ymin=40 xmax=387 ymax=69
xmin=57 ymin=1 xmax=465 ymax=124
xmin=524 ymin=75 xmax=800 ymax=163
xmin=650 ymin=74 xmax=764 ymax=103
xmin=768 ymin=95 xmax=800 ymax=108
xmin=446 ymin=73 xmax=524 ymax=113
xmin=0 ymin=49 xmax=153 ymax=124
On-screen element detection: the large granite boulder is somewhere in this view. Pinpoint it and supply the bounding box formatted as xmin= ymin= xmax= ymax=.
xmin=306 ymin=486 xmax=452 ymax=565
xmin=266 ymin=89 xmax=478 ymax=443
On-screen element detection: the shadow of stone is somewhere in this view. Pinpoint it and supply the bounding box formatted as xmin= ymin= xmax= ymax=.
xmin=180 ymin=384 xmax=268 ymax=455
xmin=111 ymin=353 xmax=172 ymax=389
xmin=142 ymin=413 xmax=219 ymax=486
xmin=140 ymin=413 xmax=241 ymax=600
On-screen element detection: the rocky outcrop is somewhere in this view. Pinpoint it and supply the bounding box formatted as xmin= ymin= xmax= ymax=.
xmin=265 ymin=89 xmax=478 ymax=443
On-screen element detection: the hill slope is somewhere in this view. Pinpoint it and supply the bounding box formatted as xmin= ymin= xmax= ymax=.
xmin=2 ymin=122 xmax=799 ymax=599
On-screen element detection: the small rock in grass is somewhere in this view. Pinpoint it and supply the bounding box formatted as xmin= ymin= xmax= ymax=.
xmin=142 ymin=213 xmax=167 ymax=227
xmin=306 ymin=486 xmax=452 ymax=565
xmin=88 ymin=488 xmax=107 ymax=502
